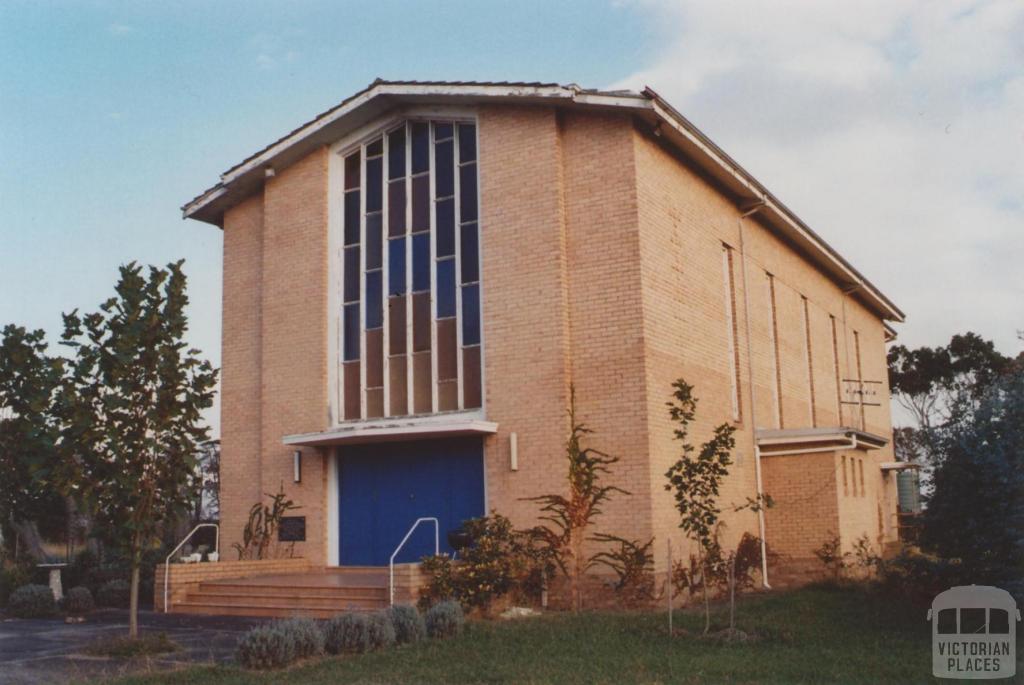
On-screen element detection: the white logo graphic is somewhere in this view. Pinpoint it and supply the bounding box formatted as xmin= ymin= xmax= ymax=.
xmin=928 ymin=585 xmax=1020 ymax=679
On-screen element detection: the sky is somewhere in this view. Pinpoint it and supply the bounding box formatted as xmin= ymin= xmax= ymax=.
xmin=1 ymin=0 xmax=1021 ymax=437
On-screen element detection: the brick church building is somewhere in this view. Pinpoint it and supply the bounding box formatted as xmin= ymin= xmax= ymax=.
xmin=174 ymin=80 xmax=907 ymax=613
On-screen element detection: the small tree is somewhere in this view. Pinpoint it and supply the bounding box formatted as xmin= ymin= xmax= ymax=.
xmin=663 ymin=379 xmax=735 ymax=635
xmin=58 ymin=261 xmax=217 ymax=638
xmin=525 ymin=386 xmax=628 ymax=612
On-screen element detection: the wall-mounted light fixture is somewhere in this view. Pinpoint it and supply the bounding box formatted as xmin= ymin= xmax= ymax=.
xmin=293 ymin=450 xmax=302 ymax=483
xmin=509 ymin=433 xmax=518 ymax=471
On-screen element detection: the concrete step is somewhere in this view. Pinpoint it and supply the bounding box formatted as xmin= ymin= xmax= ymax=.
xmin=197 ymin=582 xmax=387 ymax=599
xmin=172 ymin=602 xmax=380 ymax=619
xmin=186 ymin=591 xmax=385 ymax=611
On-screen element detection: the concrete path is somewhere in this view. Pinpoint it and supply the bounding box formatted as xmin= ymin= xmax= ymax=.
xmin=0 ymin=609 xmax=264 ymax=684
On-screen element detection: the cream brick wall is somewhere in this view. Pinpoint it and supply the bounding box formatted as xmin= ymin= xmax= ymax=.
xmin=220 ymin=195 xmax=264 ymax=557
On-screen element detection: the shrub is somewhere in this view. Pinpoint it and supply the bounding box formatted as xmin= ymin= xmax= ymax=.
xmin=235 ymin=624 xmax=296 ymax=670
xmin=589 ymin=534 xmax=656 ymax=606
xmin=813 ymin=534 xmax=850 ymax=579
xmin=875 ymin=547 xmax=965 ymax=601
xmin=0 ymin=565 xmax=32 ymax=608
xmin=419 ymin=513 xmax=557 ymax=612
xmin=425 ymin=600 xmax=464 ymax=639
xmin=323 ymin=613 xmax=369 ymax=655
xmin=388 ymin=604 xmax=426 ymax=644
xmin=96 ymin=579 xmax=131 ymax=608
xmin=277 ymin=617 xmax=324 ymax=659
xmin=365 ymin=610 xmax=396 ymax=650
xmin=63 ymin=586 xmax=95 ymax=615
xmin=7 ymin=584 xmax=57 ymax=618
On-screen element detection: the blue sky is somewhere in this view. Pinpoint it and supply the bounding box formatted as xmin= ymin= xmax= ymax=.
xmin=2 ymin=1 xmax=1021 ymax=435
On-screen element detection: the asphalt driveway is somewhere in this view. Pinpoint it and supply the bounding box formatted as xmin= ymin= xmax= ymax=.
xmin=0 ymin=609 xmax=263 ymax=684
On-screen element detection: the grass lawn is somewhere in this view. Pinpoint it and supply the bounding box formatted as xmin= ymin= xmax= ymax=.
xmin=106 ymin=584 xmax=1017 ymax=684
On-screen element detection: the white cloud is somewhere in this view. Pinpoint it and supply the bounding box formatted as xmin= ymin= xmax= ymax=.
xmin=615 ymin=0 xmax=1024 ymax=354
xmin=107 ymin=23 xmax=134 ymax=36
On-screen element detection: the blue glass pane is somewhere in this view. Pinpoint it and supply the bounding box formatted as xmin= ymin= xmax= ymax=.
xmin=344 ymin=191 xmax=360 ymax=245
xmin=411 ymin=122 xmax=429 ymax=174
xmin=366 ymin=157 xmax=383 ymax=212
xmin=459 ymin=163 xmax=478 ymax=222
xmin=435 ymin=140 xmax=454 ymax=198
xmin=365 ymin=271 xmax=383 ymax=329
xmin=412 ymin=233 xmax=430 ymax=293
xmin=460 ymin=222 xmax=479 ymax=284
xmin=366 ymin=213 xmax=382 ymax=270
xmin=343 ymin=303 xmax=360 ymax=361
xmin=437 ymin=258 xmax=456 ymax=318
xmin=434 ymin=122 xmax=454 ymax=140
xmin=458 ymin=124 xmax=476 ymax=163
xmin=462 ymin=284 xmax=480 ymax=345
xmin=344 ymin=246 xmax=360 ymax=302
xmin=388 ymin=127 xmax=405 ymax=180
xmin=436 ymin=198 xmax=454 ymax=257
xmin=388 ymin=237 xmax=406 ymax=296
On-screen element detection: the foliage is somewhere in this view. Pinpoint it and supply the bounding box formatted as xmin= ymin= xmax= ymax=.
xmin=63 ymin=585 xmax=95 ymax=615
xmin=235 ymin=624 xmax=296 ymax=670
xmin=888 ymin=332 xmax=1013 ymax=464
xmin=873 ymin=547 xmax=966 ymax=601
xmin=419 ymin=512 xmax=555 ymax=612
xmin=918 ymin=369 xmax=1024 ymax=587
xmin=0 ymin=325 xmax=66 ymax=558
xmin=588 ymin=534 xmax=656 ymax=606
xmin=813 ymin=534 xmax=850 ymax=579
xmin=852 ymin=535 xmax=879 ymax=570
xmin=192 ymin=439 xmax=220 ymax=526
xmin=323 ymin=613 xmax=370 ymax=655
xmin=424 ymin=599 xmax=464 ymax=639
xmin=85 ymin=632 xmax=178 ymax=658
xmin=732 ymin=533 xmax=767 ymax=591
xmin=388 ymin=604 xmax=426 ymax=645
xmin=57 ymin=261 xmax=217 ymax=638
xmin=6 ymin=583 xmax=57 ymax=618
xmin=366 ymin=611 xmax=397 ymax=650
xmin=276 ymin=618 xmax=324 ymax=659
xmin=233 ymin=486 xmax=299 ymax=561
xmin=523 ymin=386 xmax=628 ymax=612
xmin=97 ymin=579 xmax=132 ymax=608
xmin=662 ymin=379 xmax=736 ymax=634
xmin=0 ymin=564 xmax=32 ymax=607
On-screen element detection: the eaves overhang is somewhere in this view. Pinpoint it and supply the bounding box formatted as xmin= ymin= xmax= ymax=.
xmin=182 ymin=79 xmax=904 ymax=322
xmin=283 ymin=413 xmax=498 ymax=448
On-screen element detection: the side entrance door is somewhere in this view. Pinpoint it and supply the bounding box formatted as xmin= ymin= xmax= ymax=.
xmin=338 ymin=437 xmax=485 ymax=566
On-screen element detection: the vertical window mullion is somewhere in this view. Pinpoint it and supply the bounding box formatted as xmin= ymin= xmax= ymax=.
xmin=381 ymin=134 xmax=390 ymax=416
xmin=428 ymin=122 xmax=438 ymax=413
xmin=359 ymin=145 xmax=367 ymax=420
xmin=405 ymin=123 xmax=414 ymax=414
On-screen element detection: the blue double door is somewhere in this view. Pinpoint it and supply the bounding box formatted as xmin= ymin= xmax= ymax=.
xmin=338 ymin=437 xmax=485 ymax=566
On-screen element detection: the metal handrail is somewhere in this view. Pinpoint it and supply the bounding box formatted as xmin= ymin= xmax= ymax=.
xmin=389 ymin=517 xmax=439 ymax=605
xmin=162 ymin=523 xmax=220 ymax=613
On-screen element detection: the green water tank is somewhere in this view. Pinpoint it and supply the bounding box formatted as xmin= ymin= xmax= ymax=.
xmin=897 ymin=469 xmax=921 ymax=513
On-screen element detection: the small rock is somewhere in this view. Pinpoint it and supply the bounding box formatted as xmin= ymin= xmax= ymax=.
xmin=500 ymin=606 xmax=540 ymax=619
xmin=65 ymin=616 xmax=86 ymax=624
